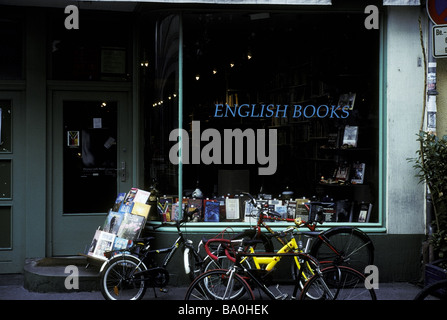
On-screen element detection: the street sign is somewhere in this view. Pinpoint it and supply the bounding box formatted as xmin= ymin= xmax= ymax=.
xmin=433 ymin=25 xmax=447 ymax=58
xmin=427 ymin=0 xmax=447 ymax=25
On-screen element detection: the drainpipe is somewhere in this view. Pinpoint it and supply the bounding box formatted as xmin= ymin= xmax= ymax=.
xmin=426 ymin=18 xmax=438 ymax=237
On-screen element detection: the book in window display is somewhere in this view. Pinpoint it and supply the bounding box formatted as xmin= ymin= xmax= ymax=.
xmin=118 ymin=201 xmax=134 ymax=214
xmin=342 ymin=125 xmax=359 ymax=148
xmin=357 ymin=203 xmax=372 ymax=223
xmin=187 ymin=198 xmax=203 ymax=221
xmin=335 ymin=163 xmax=350 ymax=182
xmin=225 ymin=197 xmax=240 ymax=221
xmin=244 ymin=200 xmax=258 ymax=224
xmin=88 ymin=230 xmax=116 ymax=260
xmin=125 ymin=187 xmax=150 ymax=204
xmin=171 ymin=201 xmax=185 ymax=221
xmin=274 ymin=203 xmax=288 ymax=219
xmin=112 ymin=236 xmax=130 ymax=252
xmin=117 ymin=212 xmax=145 ymax=240
xmin=338 ymin=92 xmax=356 ymax=110
xmin=351 ymin=162 xmax=366 ymax=184
xmin=287 ymin=200 xmax=297 ymax=219
xmin=131 ymin=202 xmax=151 ymax=219
xmin=103 ymin=209 xmax=124 ymax=234
xmin=112 ymin=192 xmax=127 ymax=211
xmin=204 ymin=199 xmax=220 ymax=222
xmin=158 ymin=196 xmax=173 ymax=222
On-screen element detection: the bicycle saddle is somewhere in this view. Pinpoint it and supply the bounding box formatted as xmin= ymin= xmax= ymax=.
xmin=134 ymin=236 xmax=155 ymax=243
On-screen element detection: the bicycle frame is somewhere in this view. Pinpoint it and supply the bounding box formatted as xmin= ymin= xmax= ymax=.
xmin=229 ymin=243 xmax=327 ymax=300
xmin=251 ymin=236 xmax=300 ymax=272
xmin=249 ymin=199 xmax=372 ymax=266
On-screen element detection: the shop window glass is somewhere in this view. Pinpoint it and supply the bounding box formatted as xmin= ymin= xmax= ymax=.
xmin=179 ymin=12 xmax=380 ymax=223
xmin=143 ymin=14 xmax=180 ymax=195
xmin=0 ymin=206 xmax=11 ymax=248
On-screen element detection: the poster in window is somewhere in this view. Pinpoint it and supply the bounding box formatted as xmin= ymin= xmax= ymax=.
xmin=101 ymin=47 xmax=126 ymax=75
xmin=67 ymin=131 xmax=79 ymax=147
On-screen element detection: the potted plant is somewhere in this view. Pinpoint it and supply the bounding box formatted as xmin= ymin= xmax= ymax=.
xmin=410 ymin=131 xmax=447 ymax=286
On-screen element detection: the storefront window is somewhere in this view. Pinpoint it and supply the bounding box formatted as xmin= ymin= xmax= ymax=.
xmin=145 ymin=10 xmax=380 ymax=224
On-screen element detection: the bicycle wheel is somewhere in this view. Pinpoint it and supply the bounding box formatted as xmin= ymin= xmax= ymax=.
xmin=299 ymin=266 xmax=377 ymax=300
xmin=310 ymin=227 xmax=374 ymax=272
xmin=414 ymin=279 xmax=447 ymax=300
xmin=100 ymin=254 xmax=147 ymax=300
xmin=185 ymin=269 xmax=255 ymax=300
xmin=291 ymin=255 xmax=319 ymax=297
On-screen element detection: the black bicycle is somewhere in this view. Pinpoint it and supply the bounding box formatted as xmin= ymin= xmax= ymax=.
xmin=99 ymin=207 xmax=208 ymax=300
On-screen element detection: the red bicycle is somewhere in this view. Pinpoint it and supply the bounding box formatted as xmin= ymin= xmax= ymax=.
xmin=238 ymin=192 xmax=374 ymax=273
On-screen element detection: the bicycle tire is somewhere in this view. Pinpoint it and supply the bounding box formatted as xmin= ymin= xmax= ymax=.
xmin=299 ymin=265 xmax=377 ymax=300
xmin=184 ymin=269 xmax=255 ymax=300
xmin=414 ymin=279 xmax=447 ymax=300
xmin=310 ymin=226 xmax=374 ymax=272
xmin=100 ymin=254 xmax=147 ymax=300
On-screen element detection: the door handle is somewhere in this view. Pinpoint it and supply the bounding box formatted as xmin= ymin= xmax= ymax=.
xmin=120 ymin=161 xmax=126 ymax=182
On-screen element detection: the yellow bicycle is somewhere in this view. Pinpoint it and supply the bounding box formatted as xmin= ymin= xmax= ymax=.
xmin=203 ymin=218 xmax=317 ymax=297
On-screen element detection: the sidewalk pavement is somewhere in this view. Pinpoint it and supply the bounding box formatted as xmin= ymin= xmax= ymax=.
xmin=0 ymin=273 xmax=424 ymax=300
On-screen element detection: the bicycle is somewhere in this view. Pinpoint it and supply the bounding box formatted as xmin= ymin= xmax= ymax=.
xmin=203 ymin=221 xmax=318 ymax=293
xmin=99 ymin=207 xmax=209 ymax=300
xmin=185 ymin=239 xmax=377 ymax=300
xmin=238 ymin=192 xmax=374 ymax=273
xmin=414 ymin=279 xmax=447 ymax=300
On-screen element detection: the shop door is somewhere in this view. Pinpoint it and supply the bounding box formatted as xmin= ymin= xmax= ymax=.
xmin=51 ymin=91 xmax=132 ymax=256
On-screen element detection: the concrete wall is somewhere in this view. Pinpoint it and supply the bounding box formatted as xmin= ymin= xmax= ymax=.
xmin=385 ymin=7 xmax=426 ymax=235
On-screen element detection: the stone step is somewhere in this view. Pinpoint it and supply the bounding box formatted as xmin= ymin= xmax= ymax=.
xmin=23 ymin=256 xmax=102 ymax=293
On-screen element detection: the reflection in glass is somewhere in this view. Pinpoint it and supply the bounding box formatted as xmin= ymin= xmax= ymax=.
xmin=143 ymin=14 xmax=180 ymax=195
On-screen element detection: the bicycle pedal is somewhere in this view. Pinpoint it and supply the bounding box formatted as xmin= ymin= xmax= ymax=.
xmin=159 ymin=288 xmax=168 ymax=293
xmin=275 ymin=293 xmax=289 ymax=300
xmin=274 ymin=285 xmax=288 ymax=300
